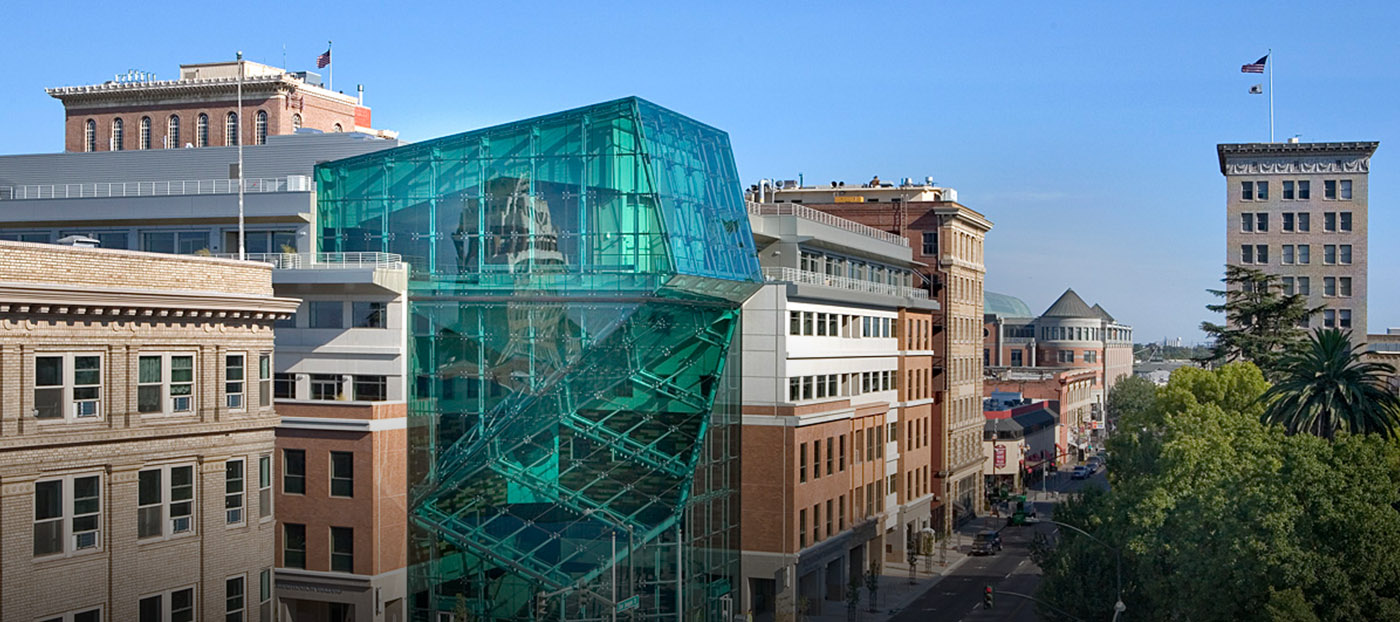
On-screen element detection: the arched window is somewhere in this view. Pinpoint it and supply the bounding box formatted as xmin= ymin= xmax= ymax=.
xmin=111 ymin=118 xmax=124 ymax=151
xmin=84 ymin=119 xmax=96 ymax=152
xmin=255 ymin=110 xmax=268 ymax=145
xmin=225 ymin=112 xmax=239 ymax=146
xmin=167 ymin=115 xmax=180 ymax=148
xmin=197 ymin=114 xmax=209 ymax=147
xmin=332 ymin=123 xmax=342 ymax=133
xmin=139 ymin=117 xmax=151 ymax=150
xmin=291 ymin=114 xmax=302 ymax=131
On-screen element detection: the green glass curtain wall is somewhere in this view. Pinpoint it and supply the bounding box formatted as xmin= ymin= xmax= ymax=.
xmin=316 ymin=97 xmax=759 ymax=621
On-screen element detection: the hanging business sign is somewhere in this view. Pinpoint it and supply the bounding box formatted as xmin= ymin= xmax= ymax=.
xmin=993 ymin=445 xmax=1007 ymax=469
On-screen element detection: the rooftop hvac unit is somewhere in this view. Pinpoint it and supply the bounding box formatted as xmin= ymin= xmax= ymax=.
xmin=901 ymin=177 xmax=915 ymax=186
xmin=291 ymin=71 xmax=323 ymax=87
xmin=942 ymin=188 xmax=958 ymax=203
xmin=780 ymin=179 xmax=799 ymax=189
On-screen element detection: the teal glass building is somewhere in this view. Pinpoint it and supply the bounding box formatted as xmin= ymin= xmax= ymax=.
xmin=316 ymin=98 xmax=761 ymax=621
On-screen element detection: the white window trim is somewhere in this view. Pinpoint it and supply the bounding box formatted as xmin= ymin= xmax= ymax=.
xmin=258 ymin=454 xmax=274 ymax=521
xmin=36 ymin=605 xmax=104 ymax=622
xmin=226 ymin=353 xmax=246 ymax=412
xmin=33 ymin=352 xmax=104 ymax=422
xmin=32 ymin=472 xmax=104 ymax=559
xmin=226 ymin=458 xmax=246 ymax=526
xmin=259 ymin=353 xmax=273 ymax=408
xmin=138 ymin=585 xmax=196 ymax=622
xmin=138 ymin=352 xmax=197 ymax=416
xmin=137 ymin=463 xmax=197 ymax=541
xmin=225 ymin=573 xmax=247 ymax=622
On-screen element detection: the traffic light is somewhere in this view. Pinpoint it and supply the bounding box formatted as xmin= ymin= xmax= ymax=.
xmin=983 ymin=585 xmax=994 ymax=609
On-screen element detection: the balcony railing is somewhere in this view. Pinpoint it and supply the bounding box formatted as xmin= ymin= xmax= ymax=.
xmin=0 ymin=175 xmax=312 ymax=200
xmin=764 ymin=267 xmax=928 ymax=299
xmin=746 ymin=201 xmax=909 ymax=247
xmin=211 ymin=252 xmax=403 ymax=270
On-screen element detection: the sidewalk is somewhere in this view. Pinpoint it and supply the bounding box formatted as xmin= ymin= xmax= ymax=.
xmin=804 ymin=519 xmax=994 ymax=622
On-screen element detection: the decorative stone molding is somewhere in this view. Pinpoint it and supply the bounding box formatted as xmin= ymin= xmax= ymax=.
xmin=1224 ymin=156 xmax=1371 ymax=175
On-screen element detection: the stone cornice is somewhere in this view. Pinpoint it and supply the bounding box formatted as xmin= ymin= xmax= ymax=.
xmin=0 ymin=283 xmax=299 ymax=320
xmin=1217 ymin=141 xmax=1379 ymax=175
xmin=46 ymin=75 xmax=360 ymax=108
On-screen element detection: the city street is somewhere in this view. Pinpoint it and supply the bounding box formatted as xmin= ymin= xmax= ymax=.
xmin=889 ymin=467 xmax=1108 ymax=622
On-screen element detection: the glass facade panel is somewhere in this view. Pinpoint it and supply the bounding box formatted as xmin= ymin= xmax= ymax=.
xmin=316 ymin=98 xmax=757 ymax=621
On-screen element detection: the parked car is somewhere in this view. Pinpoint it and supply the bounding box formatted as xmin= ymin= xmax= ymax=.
xmin=971 ymin=530 xmax=1003 ymax=555
xmin=1087 ymin=457 xmax=1103 ymax=473
xmin=1071 ymin=465 xmax=1090 ymax=480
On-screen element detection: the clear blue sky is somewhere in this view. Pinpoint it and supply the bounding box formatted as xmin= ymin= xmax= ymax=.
xmin=4 ymin=0 xmax=1399 ymax=342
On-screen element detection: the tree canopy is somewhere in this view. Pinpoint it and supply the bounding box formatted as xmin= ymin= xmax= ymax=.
xmin=1033 ymin=363 xmax=1400 ymax=621
xmin=1200 ymin=265 xmax=1317 ymax=376
xmin=1262 ymin=329 xmax=1400 ymax=439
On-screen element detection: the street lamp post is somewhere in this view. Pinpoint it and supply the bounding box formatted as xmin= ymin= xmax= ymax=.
xmin=1044 ymin=519 xmax=1125 ymax=621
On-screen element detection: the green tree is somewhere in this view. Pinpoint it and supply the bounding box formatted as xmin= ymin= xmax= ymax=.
xmin=1033 ymin=363 xmax=1400 ymax=621
xmin=1260 ymin=329 xmax=1400 ymax=439
xmin=1104 ymin=375 xmax=1156 ymax=425
xmin=1200 ymin=265 xmax=1316 ymax=376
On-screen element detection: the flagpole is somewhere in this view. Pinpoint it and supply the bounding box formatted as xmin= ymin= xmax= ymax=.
xmin=1268 ymin=48 xmax=1274 ymax=142
xmin=327 ymin=40 xmax=333 ymax=92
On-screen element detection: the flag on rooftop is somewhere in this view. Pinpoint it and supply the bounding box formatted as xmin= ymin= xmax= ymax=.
xmin=317 ymin=49 xmax=331 ymax=69
xmin=1241 ymin=55 xmax=1267 ymax=73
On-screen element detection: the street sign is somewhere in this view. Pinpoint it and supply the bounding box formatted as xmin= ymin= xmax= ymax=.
xmin=616 ymin=595 xmax=640 ymax=613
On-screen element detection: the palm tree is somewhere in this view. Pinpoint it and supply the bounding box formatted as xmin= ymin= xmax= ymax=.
xmin=1261 ymin=329 xmax=1400 ymax=439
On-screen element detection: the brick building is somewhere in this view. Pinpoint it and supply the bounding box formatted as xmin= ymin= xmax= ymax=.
xmin=47 ymin=60 xmax=395 ymax=153
xmin=0 ymin=241 xmax=298 ymax=621
xmin=739 ymin=202 xmax=938 ymax=619
xmin=764 ymin=180 xmax=992 ymax=532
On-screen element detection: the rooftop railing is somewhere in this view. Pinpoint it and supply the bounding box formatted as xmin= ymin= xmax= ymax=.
xmin=746 ymin=201 xmax=909 ymax=247
xmin=763 ymin=267 xmax=928 ymax=299
xmin=211 ymin=252 xmax=403 ymax=270
xmin=0 ymin=175 xmax=312 ymax=200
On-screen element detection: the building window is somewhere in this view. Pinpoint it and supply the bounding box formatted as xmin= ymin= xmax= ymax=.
xmin=311 ymin=374 xmax=342 ymax=400
xmin=1256 ymin=213 xmax=1268 ymax=232
xmin=1298 ymin=244 xmax=1310 ymax=264
xmin=922 ymin=231 xmax=938 ymax=255
xmin=826 ymin=436 xmax=834 ymax=475
xmin=1241 ymin=181 xmax=1253 ymax=201
xmin=1282 ymin=245 xmax=1294 ymax=264
xmin=799 ymin=443 xmax=807 ymax=483
xmin=1281 ymin=277 xmax=1295 ymax=295
xmin=137 ymin=464 xmax=195 ymax=539
xmin=1240 ymin=245 xmax=1253 ymax=264
xmin=292 ymin=114 xmax=302 ymax=131
xmin=812 ymin=439 xmax=821 ymax=479
xmin=1282 ymin=213 xmax=1294 ymax=232
xmin=789 ymin=311 xmax=800 ymax=335
xmin=1340 ymin=212 xmax=1352 ymax=232
xmin=226 ymin=354 xmax=245 ymax=410
xmin=197 ymin=114 xmax=209 ymax=147
xmin=310 ymin=301 xmax=343 ymax=328
xmin=284 ymin=523 xmax=306 ymax=569
xmin=167 ymin=115 xmax=180 ymax=148
xmin=33 ymin=353 xmax=102 ymax=420
xmin=259 ymin=354 xmax=272 ymax=407
xmin=225 ymin=112 xmax=239 ymax=146
xmin=1325 ymin=180 xmax=1337 ymax=200
xmin=225 ymin=459 xmax=245 ymax=525
xmin=1324 ymin=245 xmax=1336 ymax=265
xmin=331 ymin=526 xmax=354 ymax=572
xmin=1298 ymin=277 xmax=1310 ymax=296
xmin=1325 ymin=212 xmax=1336 ymax=232
xmin=1340 ymin=309 xmax=1352 ymax=328
xmin=84 ymin=119 xmax=96 ymax=152
xmin=259 ymin=569 xmax=273 ymax=620
xmin=1010 ymin=350 xmax=1023 ymax=366
xmin=283 ymin=449 xmax=306 ymax=495
xmin=798 ymin=509 xmax=807 ymax=548
xmin=111 ymin=118 xmax=124 ymax=151
xmin=1340 ymin=277 xmax=1352 ymax=297
xmin=274 ymin=373 xmax=295 ymax=399
xmin=1255 ymin=180 xmax=1268 ymax=200
xmin=1298 ymin=180 xmax=1311 ymax=199
xmin=141 ymin=231 xmax=210 ymax=254
xmin=33 ymin=474 xmax=101 ymax=556
xmin=1240 ymin=213 xmax=1254 ymax=232
xmin=139 ymin=116 xmax=152 ymax=150
xmin=1340 ymin=244 xmax=1351 ymax=264
xmin=1324 ymin=309 xmax=1336 ymax=328
xmin=255 ymin=110 xmax=268 ymax=145
xmin=1340 ymin=180 xmax=1352 ymax=200
xmin=259 ymin=455 xmax=273 ymax=519
xmin=1255 ymin=244 xmax=1268 ymax=264
xmin=225 ymin=576 xmax=245 ymax=622
xmin=1084 ymin=351 xmax=1097 ymax=363
xmin=1283 ymin=180 xmax=1294 ymax=200
xmin=37 ymin=608 xmax=101 ymax=622
xmin=353 ymin=375 xmax=387 ymax=401
xmin=138 ymin=587 xmax=195 ymax=622
xmin=332 ymin=123 xmax=343 ymax=132
xmin=138 ymin=354 xmax=195 ymax=415
xmin=353 ymin=301 xmax=387 ymax=328
xmin=1324 ymin=277 xmax=1336 ymax=297
xmin=330 ymin=451 xmax=354 ymax=497
xmin=1298 ymin=212 xmax=1311 ymax=231
xmin=1058 ymin=350 xmax=1074 ymax=363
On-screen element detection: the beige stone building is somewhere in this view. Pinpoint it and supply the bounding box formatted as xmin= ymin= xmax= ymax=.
xmin=1218 ymin=141 xmax=1377 ymax=333
xmin=0 ymin=240 xmax=298 ymax=622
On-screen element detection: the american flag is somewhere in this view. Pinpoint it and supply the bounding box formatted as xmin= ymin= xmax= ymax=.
xmin=317 ymin=49 xmax=331 ymax=69
xmin=1241 ymin=55 xmax=1267 ymax=73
